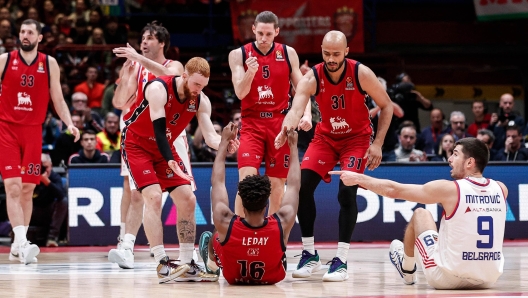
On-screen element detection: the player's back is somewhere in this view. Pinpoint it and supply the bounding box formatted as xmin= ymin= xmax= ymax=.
xmin=435 ymin=178 xmax=506 ymax=284
xmin=312 ymin=58 xmax=372 ymax=140
xmin=219 ymin=214 xmax=286 ymax=285
xmin=0 ymin=50 xmax=50 ymax=125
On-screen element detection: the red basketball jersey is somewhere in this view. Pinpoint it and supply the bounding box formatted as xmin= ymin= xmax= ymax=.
xmin=219 ymin=214 xmax=286 ymax=285
xmin=312 ymin=59 xmax=373 ymax=140
xmin=124 ymin=76 xmax=199 ymax=143
xmin=0 ymin=50 xmax=51 ymax=125
xmin=240 ymin=42 xmax=292 ymax=117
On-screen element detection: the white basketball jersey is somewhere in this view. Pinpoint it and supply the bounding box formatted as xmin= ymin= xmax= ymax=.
xmin=435 ymin=177 xmax=506 ymax=284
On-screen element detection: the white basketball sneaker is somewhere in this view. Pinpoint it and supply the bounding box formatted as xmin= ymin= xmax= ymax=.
xmin=322 ymin=257 xmax=349 ymax=282
xmin=108 ymin=248 xmax=134 ymax=269
xmin=19 ymin=241 xmax=40 ymax=265
xmin=292 ymin=250 xmax=322 ymax=278
xmin=389 ymin=239 xmax=417 ymax=285
xmin=9 ymin=243 xmax=38 ymax=264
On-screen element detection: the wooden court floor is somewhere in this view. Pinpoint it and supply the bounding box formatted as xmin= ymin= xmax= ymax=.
xmin=1 ymin=241 xmax=527 ymax=298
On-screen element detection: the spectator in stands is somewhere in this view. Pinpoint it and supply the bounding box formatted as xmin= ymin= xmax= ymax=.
xmin=70 ymin=18 xmax=91 ymax=45
xmin=51 ymin=112 xmax=84 ymax=166
xmin=104 ymin=17 xmax=127 ymax=44
xmin=27 ymin=7 xmax=46 ymax=29
xmin=447 ymin=111 xmax=473 ymax=141
xmin=42 ymin=112 xmax=62 ymax=152
xmin=0 ymin=19 xmax=13 ymax=54
xmin=69 ymin=130 xmax=110 ymax=164
xmin=69 ymin=0 xmax=90 ymax=26
xmin=489 ymin=93 xmax=525 ymax=151
xmin=430 ymin=133 xmax=455 ymax=162
xmin=389 ymin=72 xmax=433 ymax=132
xmin=0 ymin=8 xmax=16 ymax=37
xmin=467 ymin=101 xmax=491 ymax=137
xmin=71 ymin=91 xmax=104 ymax=132
xmin=476 ymin=129 xmax=497 ymax=160
xmin=87 ymin=9 xmax=104 ymax=31
xmin=96 ymin=112 xmax=120 ymax=156
xmin=30 ymin=154 xmax=68 ymax=247
xmin=393 ymin=125 xmax=427 ymax=162
xmin=418 ymin=108 xmax=447 ymax=155
xmin=492 ymin=125 xmax=528 ymax=161
xmin=74 ymin=66 xmax=106 ymax=112
xmin=85 ymin=27 xmax=112 ymax=69
xmin=193 ymin=122 xmax=222 ymax=162
xmin=42 ymin=0 xmax=59 ymax=26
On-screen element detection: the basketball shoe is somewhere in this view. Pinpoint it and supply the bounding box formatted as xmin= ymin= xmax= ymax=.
xmin=199 ymin=231 xmax=220 ymax=275
xmin=389 ymin=239 xmax=417 ymax=285
xmin=116 ymin=236 xmax=122 ymax=250
xmin=157 ymin=257 xmax=190 ymax=284
xmin=108 ymin=248 xmax=134 ymax=269
xmin=175 ymin=259 xmax=219 ymax=282
xmin=9 ymin=242 xmax=38 ymax=264
xmin=292 ymin=250 xmax=322 ymax=278
xmin=322 ymin=257 xmax=349 ymax=282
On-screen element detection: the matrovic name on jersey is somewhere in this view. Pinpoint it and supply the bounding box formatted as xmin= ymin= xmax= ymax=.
xmin=465 ymin=194 xmax=501 ymax=204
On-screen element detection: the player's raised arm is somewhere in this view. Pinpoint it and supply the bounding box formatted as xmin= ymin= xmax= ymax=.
xmin=211 ymin=123 xmax=238 ymax=234
xmin=229 ymin=48 xmax=258 ymax=100
xmin=113 ymin=60 xmax=139 ymax=110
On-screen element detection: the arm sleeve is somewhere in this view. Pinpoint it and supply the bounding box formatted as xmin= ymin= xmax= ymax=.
xmin=153 ymin=117 xmax=175 ymax=162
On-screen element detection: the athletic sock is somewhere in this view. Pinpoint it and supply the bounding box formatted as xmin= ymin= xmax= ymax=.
xmin=302 ymin=237 xmax=315 ymax=255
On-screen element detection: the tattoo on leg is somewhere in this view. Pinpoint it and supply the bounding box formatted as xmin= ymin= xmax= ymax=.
xmin=177 ymin=219 xmax=196 ymax=243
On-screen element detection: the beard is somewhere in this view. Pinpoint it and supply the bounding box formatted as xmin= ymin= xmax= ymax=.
xmin=183 ymin=80 xmax=198 ymax=100
xmin=324 ymin=59 xmax=345 ymax=73
xmin=20 ymin=40 xmax=38 ymax=52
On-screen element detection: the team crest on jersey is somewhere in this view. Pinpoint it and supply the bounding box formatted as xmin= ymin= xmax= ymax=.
xmin=187 ymin=98 xmax=197 ymax=112
xmin=20 ymin=166 xmax=26 ymax=175
xmin=37 ymin=62 xmax=45 ymax=73
xmin=275 ymin=50 xmax=284 ymax=61
xmin=166 ymin=168 xmax=174 ymax=178
xmin=345 ymin=77 xmax=354 ymax=90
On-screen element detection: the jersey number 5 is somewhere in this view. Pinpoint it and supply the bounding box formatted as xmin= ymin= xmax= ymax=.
xmin=262 ymin=65 xmax=270 ymax=79
xmin=237 ymin=260 xmax=265 ymax=280
xmin=21 ymin=75 xmax=35 ymax=87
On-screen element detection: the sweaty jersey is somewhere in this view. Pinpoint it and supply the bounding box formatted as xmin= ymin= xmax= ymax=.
xmin=312 ymin=59 xmax=372 ymax=140
xmin=436 ymin=178 xmax=506 ymax=284
xmin=241 ymin=42 xmax=292 ymax=117
xmin=124 ymin=75 xmax=200 ymax=143
xmin=0 ymin=50 xmax=51 ymax=125
xmin=219 ymin=214 xmax=286 ymax=285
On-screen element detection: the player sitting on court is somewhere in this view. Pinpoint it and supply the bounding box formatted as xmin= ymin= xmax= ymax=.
xmin=199 ymin=124 xmax=300 ymax=285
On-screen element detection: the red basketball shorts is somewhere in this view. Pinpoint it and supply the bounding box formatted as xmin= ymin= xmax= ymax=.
xmin=0 ymin=121 xmax=43 ymax=184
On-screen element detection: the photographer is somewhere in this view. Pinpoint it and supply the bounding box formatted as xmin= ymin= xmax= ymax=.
xmin=30 ymin=154 xmax=68 ymax=247
xmin=489 ymin=93 xmax=525 ymax=151
xmin=389 ymin=73 xmax=432 ymax=132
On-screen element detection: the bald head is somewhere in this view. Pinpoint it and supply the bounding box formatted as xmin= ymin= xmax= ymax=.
xmin=322 ymin=30 xmax=348 ymax=47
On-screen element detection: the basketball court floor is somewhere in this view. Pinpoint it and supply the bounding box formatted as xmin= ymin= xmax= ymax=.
xmin=1 ymin=241 xmax=527 ymax=297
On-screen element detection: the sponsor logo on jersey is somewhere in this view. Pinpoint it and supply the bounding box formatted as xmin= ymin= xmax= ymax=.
xmin=166 ymin=168 xmax=174 ymax=178
xmin=5 ymin=166 xmax=12 ymax=170
xmin=256 ymin=155 xmax=261 ymax=159
xmin=187 ymin=98 xmax=197 ymax=112
xmin=165 ymin=128 xmax=172 ymax=140
xmin=275 ymin=50 xmax=284 ymax=61
xmin=257 ymin=85 xmax=274 ymax=101
xmin=345 ymin=77 xmax=354 ymax=90
xmin=330 ymin=117 xmax=350 ymax=132
xmin=20 ymin=166 xmax=26 ymax=175
xmin=259 ymin=112 xmax=273 ymax=118
xmin=242 ymin=153 xmax=250 ymax=157
xmin=143 ymin=170 xmax=151 ymax=174
xmin=14 ymin=92 xmax=33 ymax=111
xmin=247 ymin=248 xmax=260 ymax=256
xmin=11 ymin=58 xmax=18 ymax=70
xmin=269 ymin=157 xmax=276 ymax=168
xmin=320 ymin=78 xmax=325 ymax=93
xmin=37 ymin=62 xmax=45 ymax=73
xmin=318 ymin=160 xmax=325 ymax=165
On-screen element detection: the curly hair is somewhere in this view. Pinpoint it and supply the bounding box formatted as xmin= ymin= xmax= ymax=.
xmin=238 ymin=175 xmax=271 ymax=212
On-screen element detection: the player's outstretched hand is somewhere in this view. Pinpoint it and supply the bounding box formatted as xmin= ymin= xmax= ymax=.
xmin=113 ymin=43 xmax=141 ymax=61
xmin=68 ymin=125 xmax=80 ymax=142
xmin=286 ymin=128 xmax=298 ymax=148
xmin=363 ymin=143 xmax=382 ymax=171
xmin=329 ymin=170 xmax=361 ymax=186
xmin=168 ymin=160 xmax=194 ymax=182
xmin=221 ymin=122 xmax=238 ymax=142
xmin=274 ymin=126 xmax=288 ymax=149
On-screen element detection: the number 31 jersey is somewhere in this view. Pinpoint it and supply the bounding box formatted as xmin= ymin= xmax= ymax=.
xmin=436 ymin=178 xmax=506 ymax=284
xmin=0 ymin=50 xmax=50 ymax=125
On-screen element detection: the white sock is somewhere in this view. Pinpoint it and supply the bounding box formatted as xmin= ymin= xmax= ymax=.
xmin=179 ymin=243 xmax=194 ymax=264
xmin=336 ymin=242 xmax=349 ymax=263
xmin=207 ymin=258 xmax=219 ymax=272
xmin=25 ymin=226 xmax=29 ymax=233
xmin=402 ymin=252 xmax=416 ymax=272
xmin=119 ymin=223 xmax=126 ymax=239
xmin=152 ymin=245 xmax=167 ymax=263
xmin=302 ymin=237 xmax=315 ymax=255
xmin=122 ymin=233 xmax=136 ymax=251
xmin=13 ymin=226 xmax=27 ymax=246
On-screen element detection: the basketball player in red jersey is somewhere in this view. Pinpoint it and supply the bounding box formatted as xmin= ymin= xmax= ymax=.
xmin=275 ymin=31 xmax=394 ymax=282
xmin=116 ymin=57 xmax=237 ymax=283
xmin=0 ymin=19 xmax=80 ymax=265
xmin=198 ymin=123 xmax=300 ymax=285
xmin=108 ymin=21 xmax=191 ymax=269
xmin=229 ymin=11 xmax=310 ymax=216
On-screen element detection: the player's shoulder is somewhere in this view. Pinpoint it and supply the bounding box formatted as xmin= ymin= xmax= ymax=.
xmin=228 ymin=47 xmax=243 ymax=60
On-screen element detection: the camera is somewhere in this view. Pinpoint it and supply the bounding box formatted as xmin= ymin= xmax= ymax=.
xmin=389 ymin=82 xmax=415 ymax=102
xmin=498 ymin=108 xmax=515 ymax=123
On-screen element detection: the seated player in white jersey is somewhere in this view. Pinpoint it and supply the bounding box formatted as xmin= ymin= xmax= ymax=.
xmin=330 ymin=137 xmax=508 ymax=289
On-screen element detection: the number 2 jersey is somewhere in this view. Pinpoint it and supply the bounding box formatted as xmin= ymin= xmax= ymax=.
xmin=216 ymin=214 xmax=286 ymax=285
xmin=435 ymin=178 xmax=506 ymax=284
xmin=312 ymin=58 xmax=372 ymax=140
xmin=0 ymin=50 xmax=50 ymax=125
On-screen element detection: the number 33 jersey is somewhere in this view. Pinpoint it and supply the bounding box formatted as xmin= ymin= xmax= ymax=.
xmin=436 ymin=178 xmax=506 ymax=284
xmin=0 ymin=50 xmax=50 ymax=125
xmin=216 ymin=214 xmax=286 ymax=285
